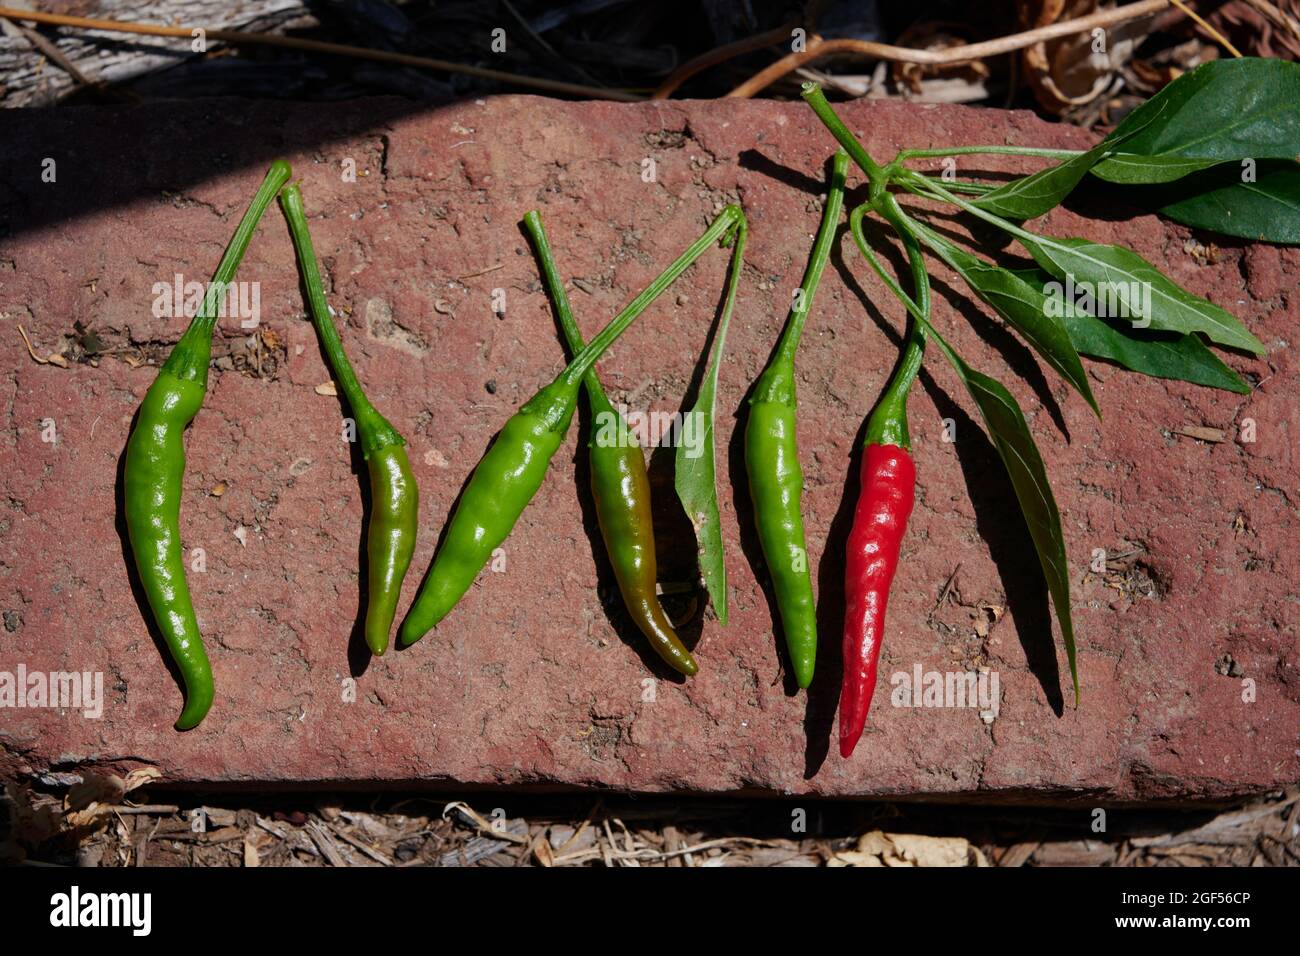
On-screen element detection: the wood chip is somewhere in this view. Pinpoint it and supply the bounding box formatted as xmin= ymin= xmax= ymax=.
xmin=315 ymin=381 xmax=338 ymax=396
xmin=1174 ymin=425 xmax=1226 ymax=443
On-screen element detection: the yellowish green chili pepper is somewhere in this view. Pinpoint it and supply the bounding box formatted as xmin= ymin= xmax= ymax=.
xmin=278 ymin=182 xmax=419 ymax=657
xmin=522 ymin=210 xmax=697 ymax=677
xmin=399 ymin=206 xmax=745 ymax=646
xmin=124 ymin=160 xmax=291 ymax=730
xmin=744 ymin=150 xmax=848 ymax=688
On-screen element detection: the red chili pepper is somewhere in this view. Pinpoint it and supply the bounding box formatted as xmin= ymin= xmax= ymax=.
xmin=840 ymin=316 xmax=926 ymax=759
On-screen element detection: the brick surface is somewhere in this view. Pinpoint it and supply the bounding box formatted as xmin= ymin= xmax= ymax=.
xmin=0 ymin=95 xmax=1296 ymax=801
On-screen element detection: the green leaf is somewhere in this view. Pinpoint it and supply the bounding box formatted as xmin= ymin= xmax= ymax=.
xmin=1016 ymin=233 xmax=1266 ymax=354
xmin=926 ymin=325 xmax=1079 ymax=702
xmin=1157 ymin=160 xmax=1300 ymax=244
xmin=1089 ymin=154 xmax=1222 ymax=185
xmin=923 ymin=236 xmax=1100 ymax=416
xmin=675 ymin=222 xmax=747 ymax=625
xmin=1092 ymin=58 xmax=1300 ymax=184
xmin=998 ymin=264 xmax=1250 ymax=393
xmin=1062 ymin=311 xmax=1250 ymax=394
xmin=972 ymin=111 xmax=1151 ymax=220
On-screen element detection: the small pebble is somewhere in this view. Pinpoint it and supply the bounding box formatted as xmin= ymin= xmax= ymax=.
xmin=485 ymin=380 xmax=498 ymax=394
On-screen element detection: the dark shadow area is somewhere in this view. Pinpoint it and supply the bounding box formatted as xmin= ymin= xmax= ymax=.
xmin=0 ymin=95 xmax=426 ymax=244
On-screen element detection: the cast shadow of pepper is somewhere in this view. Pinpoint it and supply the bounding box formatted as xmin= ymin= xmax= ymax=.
xmin=113 ymin=408 xmax=205 ymax=725
xmin=341 ymin=413 xmax=375 ymax=677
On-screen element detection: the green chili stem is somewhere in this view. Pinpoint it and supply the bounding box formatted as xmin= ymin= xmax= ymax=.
xmin=279 ymin=182 xmax=400 ymax=453
xmin=773 ymin=150 xmax=849 ymax=366
xmin=915 ymin=175 xmax=998 ymax=195
xmin=163 ymin=160 xmax=291 ymax=381
xmin=897 ymin=145 xmax=1081 ymax=161
xmin=844 ymin=198 xmax=929 ymax=449
xmin=848 ymin=204 xmax=923 ymax=324
xmin=561 ymin=205 xmax=744 ymax=387
xmin=898 ymin=170 xmax=1038 ymax=242
xmin=864 ymin=201 xmax=929 ymax=449
xmin=800 ymin=83 xmax=886 ymax=199
xmin=521 ymin=211 xmax=617 ymax=416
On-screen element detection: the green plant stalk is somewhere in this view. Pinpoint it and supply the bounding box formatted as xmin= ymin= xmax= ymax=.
xmin=745 ymin=149 xmax=848 ymax=687
xmin=162 ymin=162 xmax=293 ymax=387
xmin=800 ymin=82 xmax=887 ymax=198
xmin=279 ymin=182 xmax=418 ymax=657
xmin=126 ymin=159 xmax=291 ymax=731
xmin=916 ymin=176 xmax=998 ymax=196
xmin=896 ymin=146 xmax=1081 ymax=161
xmin=522 ymin=210 xmax=700 ymax=677
xmin=400 ymin=206 xmax=744 ymax=644
xmin=563 ymin=208 xmax=744 ymax=388
xmin=862 ymin=210 xmax=929 ymax=449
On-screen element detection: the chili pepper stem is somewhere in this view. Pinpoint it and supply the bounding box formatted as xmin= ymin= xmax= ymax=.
xmin=279 ymin=183 xmax=403 ymax=457
xmin=163 ymin=161 xmax=292 ymax=387
xmin=560 ymin=205 xmax=744 ymax=389
xmin=800 ymin=83 xmax=887 ymax=202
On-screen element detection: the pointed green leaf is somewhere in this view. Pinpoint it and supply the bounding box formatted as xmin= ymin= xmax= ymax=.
xmin=1001 ymin=266 xmax=1251 ymax=393
xmin=925 ymin=238 xmax=1099 ymax=415
xmin=1157 ymin=160 xmax=1300 ymax=244
xmin=675 ymin=221 xmax=747 ymax=625
xmin=1016 ymin=233 xmax=1265 ymax=355
xmin=1090 ymin=154 xmax=1222 ymax=185
xmin=926 ymin=326 xmax=1078 ymax=701
xmin=972 ymin=111 xmax=1152 ymax=220
xmin=1092 ymin=58 xmax=1300 ymax=184
xmin=1063 ymin=311 xmax=1250 ymax=394
xmin=996 ymin=264 xmax=1250 ymax=393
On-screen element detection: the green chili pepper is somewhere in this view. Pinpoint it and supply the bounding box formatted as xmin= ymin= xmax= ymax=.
xmin=521 ymin=210 xmax=697 ymax=677
xmin=278 ymin=183 xmax=418 ymax=656
xmin=399 ymin=205 xmax=745 ymax=646
xmin=124 ymin=160 xmax=292 ymax=730
xmin=744 ymin=150 xmax=848 ymax=688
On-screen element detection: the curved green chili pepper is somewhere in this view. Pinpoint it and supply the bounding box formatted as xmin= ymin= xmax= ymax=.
xmin=279 ymin=182 xmax=418 ymax=657
xmin=400 ymin=205 xmax=745 ymax=646
xmin=744 ymin=150 xmax=848 ymax=688
xmin=125 ymin=159 xmax=292 ymax=730
xmin=522 ymin=211 xmax=698 ymax=677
